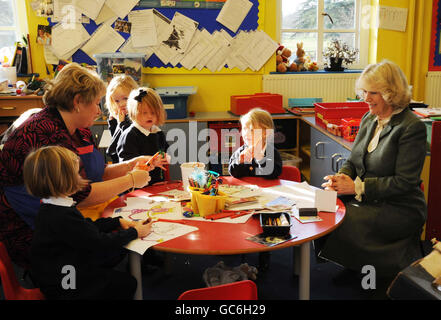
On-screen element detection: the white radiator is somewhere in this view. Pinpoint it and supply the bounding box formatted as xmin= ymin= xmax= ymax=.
xmin=425 ymin=72 xmax=441 ymax=108
xmin=262 ymin=73 xmax=360 ymax=106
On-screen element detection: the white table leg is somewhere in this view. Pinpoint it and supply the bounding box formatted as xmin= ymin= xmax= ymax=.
xmin=299 ymin=242 xmax=310 ymax=300
xmin=129 ymin=252 xmax=143 ymax=300
xmin=293 ymin=246 xmax=300 ymax=276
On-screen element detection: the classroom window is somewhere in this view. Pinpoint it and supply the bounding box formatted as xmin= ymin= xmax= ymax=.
xmin=0 ymin=0 xmax=27 ymax=62
xmin=279 ymin=0 xmax=369 ymax=69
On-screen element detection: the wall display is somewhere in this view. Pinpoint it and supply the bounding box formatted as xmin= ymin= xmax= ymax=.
xmin=429 ymin=0 xmax=441 ymax=71
xmin=37 ymin=0 xmax=272 ymax=72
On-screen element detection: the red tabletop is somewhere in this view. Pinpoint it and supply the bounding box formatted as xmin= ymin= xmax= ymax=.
xmin=102 ymin=176 xmax=346 ymax=255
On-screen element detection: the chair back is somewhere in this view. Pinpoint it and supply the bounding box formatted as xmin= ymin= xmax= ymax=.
xmin=178 ymin=280 xmax=257 ymax=300
xmin=279 ymin=165 xmax=301 ymax=182
xmin=0 ymin=242 xmax=44 ymax=300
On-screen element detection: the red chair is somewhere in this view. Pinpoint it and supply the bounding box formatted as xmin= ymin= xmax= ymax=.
xmin=178 ymin=280 xmax=258 ymax=300
xmin=0 ymin=242 xmax=45 ymax=300
xmin=279 ymin=165 xmax=301 ymax=182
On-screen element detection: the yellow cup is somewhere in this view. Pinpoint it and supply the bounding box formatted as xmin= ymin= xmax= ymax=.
xmin=189 ymin=187 xmax=227 ymax=217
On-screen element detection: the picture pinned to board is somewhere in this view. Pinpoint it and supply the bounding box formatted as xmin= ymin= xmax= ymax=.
xmin=114 ymin=19 xmax=132 ymax=34
xmin=36 ymin=25 xmax=52 ymax=45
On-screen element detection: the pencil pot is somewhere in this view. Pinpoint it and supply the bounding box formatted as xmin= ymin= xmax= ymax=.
xmin=189 ymin=187 xmax=227 ymax=217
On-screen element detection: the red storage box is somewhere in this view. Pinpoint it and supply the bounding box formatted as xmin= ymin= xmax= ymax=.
xmin=230 ymin=93 xmax=284 ymax=115
xmin=208 ymin=122 xmax=243 ymax=153
xmin=314 ymin=102 xmax=369 ymax=129
xmin=341 ymin=118 xmax=361 ymax=142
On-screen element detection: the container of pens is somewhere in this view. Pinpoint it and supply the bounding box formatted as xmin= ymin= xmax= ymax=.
xmin=260 ymin=212 xmax=292 ymax=236
xmin=188 ymin=170 xmax=226 ymax=217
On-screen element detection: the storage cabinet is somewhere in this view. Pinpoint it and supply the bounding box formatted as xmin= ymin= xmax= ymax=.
xmin=0 ymin=95 xmax=44 ymax=117
xmin=309 ymin=126 xmax=351 ymax=187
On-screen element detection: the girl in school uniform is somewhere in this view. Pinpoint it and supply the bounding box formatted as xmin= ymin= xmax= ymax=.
xmin=24 ymin=145 xmax=153 ymax=300
xmin=105 ymin=75 xmax=139 ymax=163
xmin=228 ymin=108 xmax=283 ymax=271
xmin=117 ymin=87 xmax=170 ymax=185
xmin=229 ymin=108 xmax=282 ymax=179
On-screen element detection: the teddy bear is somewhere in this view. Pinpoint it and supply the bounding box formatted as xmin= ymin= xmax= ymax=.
xmin=276 ymin=44 xmax=295 ymax=73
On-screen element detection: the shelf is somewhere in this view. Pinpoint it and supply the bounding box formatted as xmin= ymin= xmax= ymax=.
xmin=300 ymin=145 xmax=311 ymax=157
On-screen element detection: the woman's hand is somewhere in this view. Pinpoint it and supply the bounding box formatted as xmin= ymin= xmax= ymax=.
xmin=322 ymin=173 xmax=355 ymax=195
xmin=128 ymin=155 xmax=152 ymax=171
xmin=321 ymin=175 xmax=337 ymax=191
xmin=129 ymin=169 xmax=151 ymax=188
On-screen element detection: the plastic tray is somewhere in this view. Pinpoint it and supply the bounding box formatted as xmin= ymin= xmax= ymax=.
xmin=260 ymin=212 xmax=292 ymax=236
xmin=314 ymin=102 xmax=369 ymax=129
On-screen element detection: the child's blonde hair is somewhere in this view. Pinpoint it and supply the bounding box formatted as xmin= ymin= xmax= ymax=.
xmin=105 ymin=75 xmax=138 ymax=118
xmin=23 ymin=146 xmax=88 ymax=198
xmin=240 ymin=108 xmax=274 ymax=130
xmin=127 ymin=87 xmax=166 ymax=126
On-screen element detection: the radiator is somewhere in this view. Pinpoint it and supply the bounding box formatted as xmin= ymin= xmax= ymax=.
xmin=425 ymin=72 xmax=441 ymax=108
xmin=262 ymin=73 xmax=360 ymax=106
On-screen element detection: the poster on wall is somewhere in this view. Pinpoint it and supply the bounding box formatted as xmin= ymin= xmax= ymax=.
xmin=429 ymin=0 xmax=441 ymax=70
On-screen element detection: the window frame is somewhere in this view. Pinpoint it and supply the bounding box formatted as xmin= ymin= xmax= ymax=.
xmin=277 ymin=0 xmax=369 ymax=70
xmin=0 ymin=0 xmax=28 ymax=47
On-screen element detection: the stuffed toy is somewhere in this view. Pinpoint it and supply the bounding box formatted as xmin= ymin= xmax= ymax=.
xmin=294 ymin=42 xmax=307 ymax=71
xmin=276 ymin=44 xmax=292 ymax=73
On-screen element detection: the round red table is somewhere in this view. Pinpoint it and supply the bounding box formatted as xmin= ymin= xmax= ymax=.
xmin=103 ymin=176 xmax=346 ymax=300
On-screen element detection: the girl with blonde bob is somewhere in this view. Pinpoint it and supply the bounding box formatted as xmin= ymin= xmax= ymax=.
xmin=0 ymin=63 xmax=152 ymax=269
xmin=319 ymin=60 xmax=427 ymax=294
xmin=117 ymin=87 xmax=170 ymax=185
xmin=24 ymin=146 xmax=153 ymax=300
xmin=228 ymin=108 xmax=282 ymax=179
xmin=105 ymin=75 xmax=139 ymax=163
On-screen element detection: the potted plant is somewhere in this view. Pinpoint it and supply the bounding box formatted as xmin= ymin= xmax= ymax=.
xmin=323 ymin=39 xmax=359 ymax=71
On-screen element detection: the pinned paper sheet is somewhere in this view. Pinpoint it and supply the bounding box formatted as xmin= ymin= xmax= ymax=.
xmin=216 ymin=0 xmax=253 ymax=33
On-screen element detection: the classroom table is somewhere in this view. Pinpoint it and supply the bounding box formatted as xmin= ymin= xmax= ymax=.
xmin=103 ymin=176 xmax=346 ymax=300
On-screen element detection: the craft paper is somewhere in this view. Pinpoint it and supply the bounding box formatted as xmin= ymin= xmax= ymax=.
xmin=81 ymin=24 xmax=125 ymax=61
xmin=128 ymin=9 xmax=158 ymax=48
xmin=216 ymin=0 xmax=253 ymax=33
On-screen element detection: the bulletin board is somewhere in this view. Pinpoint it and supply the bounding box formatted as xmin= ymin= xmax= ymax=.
xmin=46 ymin=0 xmax=260 ymax=69
xmin=429 ymin=0 xmax=441 ymax=71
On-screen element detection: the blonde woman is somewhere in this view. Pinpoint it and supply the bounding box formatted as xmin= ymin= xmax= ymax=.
xmin=319 ymin=60 xmax=427 ymax=292
xmin=228 ymin=108 xmax=282 ymax=179
xmin=105 ymin=75 xmax=138 ymax=163
xmin=0 ymin=63 xmax=152 ymax=269
xmin=24 ymin=146 xmax=152 ymax=300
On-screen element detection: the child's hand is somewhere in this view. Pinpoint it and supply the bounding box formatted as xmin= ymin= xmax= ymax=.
xmin=239 ymin=147 xmax=254 ymax=164
xmin=119 ymin=218 xmax=136 ymax=230
xmin=152 ymin=152 xmax=170 ymax=170
xmin=117 ymin=110 xmax=126 ymax=123
xmin=133 ymin=220 xmax=153 ymax=238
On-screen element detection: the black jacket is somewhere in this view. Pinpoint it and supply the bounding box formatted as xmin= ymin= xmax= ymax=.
xmin=228 ymin=143 xmax=282 ymax=179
